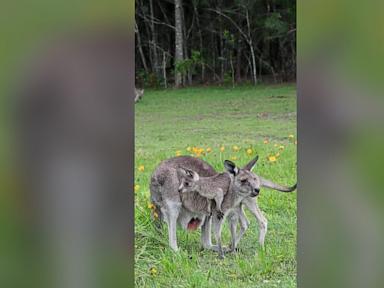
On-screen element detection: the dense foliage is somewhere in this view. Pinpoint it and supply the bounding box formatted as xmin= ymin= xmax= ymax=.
xmin=135 ymin=0 xmax=296 ymax=87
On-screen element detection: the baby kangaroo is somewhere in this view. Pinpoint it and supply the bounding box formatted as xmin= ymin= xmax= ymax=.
xmin=177 ymin=168 xmax=225 ymax=219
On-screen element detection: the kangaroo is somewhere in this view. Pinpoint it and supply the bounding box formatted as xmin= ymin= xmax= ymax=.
xmin=150 ymin=155 xmax=296 ymax=253
xmin=179 ymin=158 xmax=296 ymax=258
xmin=150 ymin=156 xmax=216 ymax=251
xmin=135 ymin=88 xmax=144 ymax=103
xmin=177 ymin=168 xmax=225 ymax=219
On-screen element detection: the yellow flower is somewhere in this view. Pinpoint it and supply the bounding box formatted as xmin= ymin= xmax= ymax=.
xmin=263 ymin=139 xmax=269 ymax=144
xmin=220 ymin=146 xmax=225 ymax=152
xmin=231 ymin=156 xmax=237 ymax=161
xmin=149 ymin=267 xmax=158 ymax=276
xmin=138 ymin=165 xmax=145 ymax=172
xmin=175 ymin=150 xmax=182 ymax=156
xmin=153 ymin=211 xmax=159 ymax=219
xmin=134 ymin=184 xmax=140 ymax=192
xmin=148 ymin=202 xmax=155 ymax=210
xmin=186 ymin=146 xmax=192 ymax=152
xmin=246 ymin=148 xmax=253 ymax=155
xmin=274 ymin=144 xmax=279 ymax=148
xmin=275 ymin=152 xmax=280 ymax=157
xmin=206 ymin=147 xmax=212 ymax=153
xmin=232 ymin=145 xmax=240 ymax=152
xmin=279 ymin=145 xmax=285 ymax=150
xmin=268 ymin=155 xmax=277 ymax=162
xmin=288 ymin=134 xmax=294 ymax=139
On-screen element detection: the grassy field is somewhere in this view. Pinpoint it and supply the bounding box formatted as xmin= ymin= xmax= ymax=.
xmin=135 ymin=84 xmax=297 ymax=288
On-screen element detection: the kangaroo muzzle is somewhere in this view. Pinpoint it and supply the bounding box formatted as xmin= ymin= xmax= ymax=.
xmin=251 ymin=188 xmax=260 ymax=197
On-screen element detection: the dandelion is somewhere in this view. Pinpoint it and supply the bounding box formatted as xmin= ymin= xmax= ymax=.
xmin=246 ymin=148 xmax=253 ymax=155
xmin=268 ymin=155 xmax=277 ymax=162
xmin=149 ymin=267 xmax=158 ymax=276
xmin=288 ymin=134 xmax=294 ymax=139
xmin=186 ymin=146 xmax=191 ymax=152
xmin=153 ymin=211 xmax=159 ymax=219
xmin=148 ymin=202 xmax=155 ymax=210
xmin=232 ymin=145 xmax=240 ymax=152
xmin=274 ymin=144 xmax=279 ymax=148
xmin=279 ymin=145 xmax=285 ymax=150
xmin=138 ymin=165 xmax=145 ymax=172
xmin=275 ymin=152 xmax=280 ymax=157
xmin=176 ymin=150 xmax=182 ymax=156
xmin=206 ymin=147 xmax=212 ymax=153
xmin=231 ymin=156 xmax=237 ymax=161
xmin=263 ymin=139 xmax=269 ymax=144
xmin=220 ymin=146 xmax=225 ymax=152
xmin=134 ymin=184 xmax=140 ymax=192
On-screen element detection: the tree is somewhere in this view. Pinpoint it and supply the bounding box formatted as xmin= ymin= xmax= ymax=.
xmin=135 ymin=0 xmax=296 ymax=87
xmin=174 ymin=0 xmax=184 ymax=88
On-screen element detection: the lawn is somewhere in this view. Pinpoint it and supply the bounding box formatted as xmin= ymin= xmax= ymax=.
xmin=135 ymin=84 xmax=297 ymax=288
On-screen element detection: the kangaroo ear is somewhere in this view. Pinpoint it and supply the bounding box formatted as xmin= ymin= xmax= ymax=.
xmin=243 ymin=155 xmax=259 ymax=171
xmin=177 ymin=168 xmax=187 ymax=178
xmin=224 ymin=160 xmax=239 ymax=175
xmin=180 ymin=168 xmax=199 ymax=181
xmin=191 ymin=170 xmax=200 ymax=181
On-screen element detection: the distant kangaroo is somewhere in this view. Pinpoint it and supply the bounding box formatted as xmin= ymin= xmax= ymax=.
xmin=135 ymin=88 xmax=144 ymax=103
xmin=150 ymin=155 xmax=296 ymax=254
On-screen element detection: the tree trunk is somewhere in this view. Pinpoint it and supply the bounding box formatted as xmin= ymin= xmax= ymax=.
xmin=181 ymin=5 xmax=192 ymax=85
xmin=249 ymin=41 xmax=258 ymax=85
xmin=162 ymin=51 xmax=167 ymax=88
xmin=175 ymin=0 xmax=183 ymax=88
xmin=135 ymin=22 xmax=148 ymax=73
xmin=230 ymin=53 xmax=235 ymax=88
xmin=149 ymin=0 xmax=160 ymax=77
xmin=236 ymin=38 xmax=242 ymax=82
xmin=193 ymin=1 xmax=204 ymax=83
xmin=245 ymin=7 xmax=257 ymax=85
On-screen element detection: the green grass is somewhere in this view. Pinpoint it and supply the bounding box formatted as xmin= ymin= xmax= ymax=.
xmin=135 ymin=84 xmax=297 ymax=288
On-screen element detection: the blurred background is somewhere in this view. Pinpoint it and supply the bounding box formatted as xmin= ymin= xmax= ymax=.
xmin=0 ymin=1 xmax=134 ymax=288
xmin=298 ymin=0 xmax=384 ymax=287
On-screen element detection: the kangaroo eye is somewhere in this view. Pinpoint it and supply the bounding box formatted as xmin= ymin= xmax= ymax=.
xmin=185 ymin=182 xmax=190 ymax=187
xmin=240 ymin=179 xmax=247 ymax=184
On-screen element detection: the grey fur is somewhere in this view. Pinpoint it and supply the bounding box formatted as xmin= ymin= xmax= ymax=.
xmin=181 ymin=158 xmax=264 ymax=258
xmin=150 ymin=155 xmax=296 ymax=255
xmin=150 ymin=156 xmax=215 ymax=251
xmin=135 ymin=88 xmax=144 ymax=103
xmin=177 ymin=168 xmax=225 ymax=217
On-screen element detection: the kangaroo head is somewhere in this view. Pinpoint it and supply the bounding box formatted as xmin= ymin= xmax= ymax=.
xmin=224 ymin=156 xmax=261 ymax=197
xmin=224 ymin=155 xmax=297 ymax=197
xmin=177 ymin=168 xmax=199 ymax=193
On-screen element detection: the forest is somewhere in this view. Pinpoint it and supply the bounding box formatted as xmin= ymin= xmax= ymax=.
xmin=135 ymin=0 xmax=296 ymax=88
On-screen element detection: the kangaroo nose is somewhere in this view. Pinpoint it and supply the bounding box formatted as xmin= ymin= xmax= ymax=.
xmin=252 ymin=188 xmax=260 ymax=197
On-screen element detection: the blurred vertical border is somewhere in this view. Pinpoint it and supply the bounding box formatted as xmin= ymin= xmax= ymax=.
xmin=298 ymin=0 xmax=384 ymax=287
xmin=0 ymin=1 xmax=134 ymax=288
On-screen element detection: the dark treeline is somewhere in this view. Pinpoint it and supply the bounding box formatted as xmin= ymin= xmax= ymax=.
xmin=135 ymin=0 xmax=296 ymax=88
